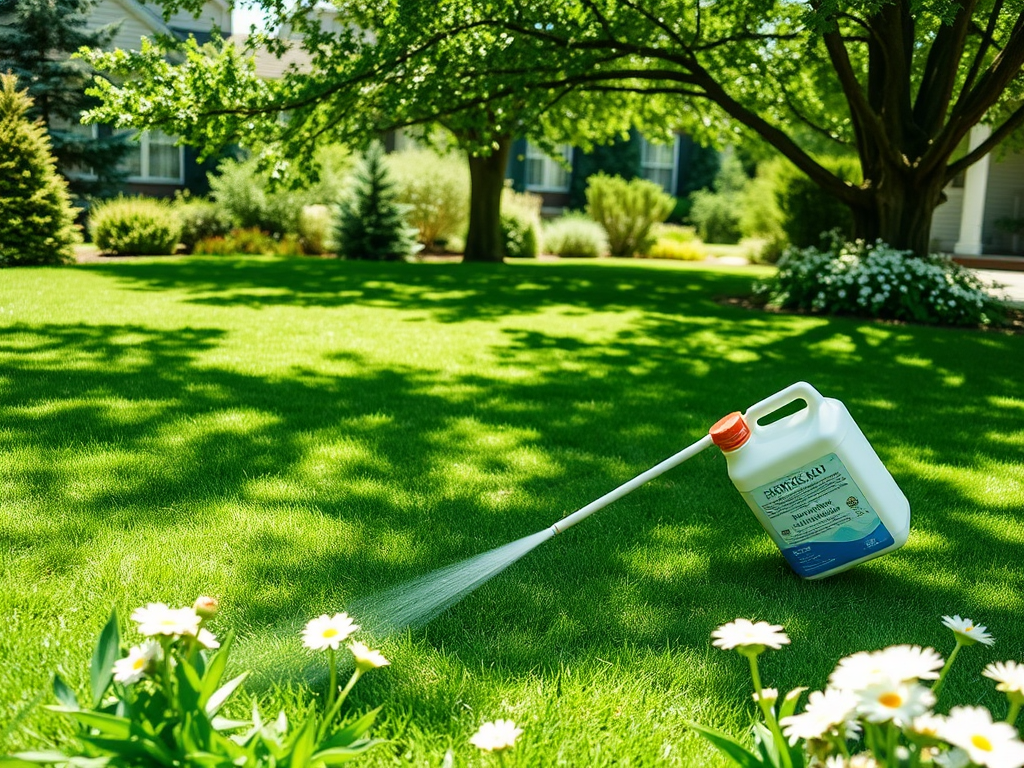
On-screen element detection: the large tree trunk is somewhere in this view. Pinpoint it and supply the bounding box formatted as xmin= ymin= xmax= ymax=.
xmin=850 ymin=163 xmax=949 ymax=256
xmin=463 ymin=135 xmax=512 ymax=263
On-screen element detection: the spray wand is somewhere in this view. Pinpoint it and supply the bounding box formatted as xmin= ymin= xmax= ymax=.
xmin=548 ymin=435 xmax=714 ymax=535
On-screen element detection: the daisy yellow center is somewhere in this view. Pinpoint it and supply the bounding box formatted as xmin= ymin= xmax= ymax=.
xmin=971 ymin=735 xmax=993 ymax=752
xmin=966 ymin=625 xmax=974 ymax=631
xmin=322 ymin=628 xmax=339 ymax=638
xmin=133 ymin=657 xmax=146 ymax=670
xmin=879 ymin=692 xmax=903 ymax=708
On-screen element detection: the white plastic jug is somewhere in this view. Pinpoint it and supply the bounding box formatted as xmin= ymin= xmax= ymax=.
xmin=709 ymin=382 xmax=910 ymax=579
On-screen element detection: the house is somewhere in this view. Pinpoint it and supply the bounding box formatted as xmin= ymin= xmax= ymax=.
xmin=930 ymin=125 xmax=1024 ymax=257
xmin=66 ymin=0 xmax=233 ymax=197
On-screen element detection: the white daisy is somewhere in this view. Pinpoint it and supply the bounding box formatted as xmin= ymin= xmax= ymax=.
xmin=753 ymin=688 xmax=779 ymax=707
xmin=711 ymin=619 xmax=790 ymax=652
xmin=469 ymin=719 xmax=522 ymax=752
xmin=910 ymin=713 xmax=948 ymax=739
xmin=780 ymin=688 xmax=858 ymax=745
xmin=941 ymin=615 xmax=995 ymax=647
xmin=856 ymin=680 xmax=935 ymax=725
xmin=942 ymin=706 xmax=1024 ymax=768
xmin=131 ymin=603 xmax=202 ymax=637
xmin=984 ymin=662 xmax=1024 ymax=697
xmin=830 ymin=645 xmax=943 ymax=691
xmin=349 ymin=641 xmax=389 ymax=672
xmin=112 ymin=640 xmax=162 ymax=684
xmin=301 ymin=613 xmax=359 ymax=651
xmin=194 ymin=628 xmax=220 ymax=650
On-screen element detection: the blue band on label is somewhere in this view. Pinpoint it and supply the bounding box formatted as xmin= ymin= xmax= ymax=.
xmin=780 ymin=521 xmax=895 ymax=577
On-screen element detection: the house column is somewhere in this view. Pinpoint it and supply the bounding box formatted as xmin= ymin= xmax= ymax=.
xmin=954 ymin=124 xmax=992 ymax=256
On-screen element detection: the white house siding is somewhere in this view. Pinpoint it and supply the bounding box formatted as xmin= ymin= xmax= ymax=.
xmin=90 ymin=0 xmax=168 ymax=50
xmin=156 ymin=0 xmax=230 ymax=34
xmin=982 ymin=150 xmax=1024 ymax=254
xmin=930 ymin=187 xmax=964 ymax=253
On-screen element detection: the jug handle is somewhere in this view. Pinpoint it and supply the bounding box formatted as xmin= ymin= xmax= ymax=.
xmin=744 ymin=381 xmax=823 ymax=433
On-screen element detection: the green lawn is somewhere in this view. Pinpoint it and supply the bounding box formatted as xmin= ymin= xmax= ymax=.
xmin=1 ymin=256 xmax=1022 ymax=766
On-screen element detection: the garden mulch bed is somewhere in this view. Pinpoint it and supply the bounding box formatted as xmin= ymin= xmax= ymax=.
xmin=718 ymin=295 xmax=1024 ymax=335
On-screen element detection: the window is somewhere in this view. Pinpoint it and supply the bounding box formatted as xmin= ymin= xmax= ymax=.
xmin=525 ymin=143 xmax=572 ymax=192
xmin=118 ymin=129 xmax=184 ymax=183
xmin=640 ymin=135 xmax=679 ymax=194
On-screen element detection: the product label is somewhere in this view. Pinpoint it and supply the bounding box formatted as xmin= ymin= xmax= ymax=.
xmin=749 ymin=453 xmax=894 ymax=578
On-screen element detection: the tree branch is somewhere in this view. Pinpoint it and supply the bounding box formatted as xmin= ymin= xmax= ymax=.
xmin=945 ymin=103 xmax=1024 ymax=182
xmin=913 ymin=0 xmax=977 ymax=137
xmin=956 ymin=0 xmax=1005 ymax=106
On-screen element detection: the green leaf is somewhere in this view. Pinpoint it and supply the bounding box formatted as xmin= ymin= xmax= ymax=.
xmin=53 ymin=675 xmax=79 ymax=711
xmin=205 ymin=672 xmax=249 ymax=718
xmin=751 ymin=722 xmax=780 ymax=768
xmin=319 ymin=708 xmax=380 ymax=750
xmin=686 ymin=722 xmax=770 ymax=768
xmin=175 ymin=659 xmax=203 ymax=712
xmin=779 ymin=687 xmax=807 ymax=721
xmin=198 ymin=631 xmax=235 ymax=707
xmin=286 ymin=716 xmax=317 ymax=768
xmin=90 ymin=611 xmax=120 ymax=707
xmin=309 ymin=741 xmax=380 ymax=766
xmin=6 ymin=752 xmax=73 ymax=765
xmin=48 ymin=708 xmax=131 ymax=739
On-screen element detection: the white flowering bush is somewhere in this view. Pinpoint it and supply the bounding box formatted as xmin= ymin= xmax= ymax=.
xmin=695 ymin=614 xmax=1024 ymax=768
xmin=754 ymin=234 xmax=1006 ymax=327
xmin=4 ymin=599 xmax=388 ymax=768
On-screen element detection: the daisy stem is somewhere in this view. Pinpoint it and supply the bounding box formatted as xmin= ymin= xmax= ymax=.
xmin=745 ymin=653 xmax=792 ymax=768
xmin=326 ymin=648 xmax=338 ymax=713
xmin=497 ymin=753 xmax=508 ymax=768
xmin=932 ymin=641 xmax=963 ymax=700
xmin=320 ymin=668 xmax=362 ymax=740
xmin=1006 ymin=700 xmax=1021 ymax=726
xmin=886 ymin=723 xmax=898 ymax=768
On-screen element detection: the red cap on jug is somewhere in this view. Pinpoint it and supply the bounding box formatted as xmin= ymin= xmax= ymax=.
xmin=709 ymin=412 xmax=750 ymax=452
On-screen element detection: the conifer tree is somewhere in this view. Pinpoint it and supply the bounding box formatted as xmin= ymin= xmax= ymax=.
xmin=0 ymin=74 xmax=81 ymax=266
xmin=0 ymin=0 xmax=128 ymax=199
xmin=334 ymin=142 xmax=420 ymax=261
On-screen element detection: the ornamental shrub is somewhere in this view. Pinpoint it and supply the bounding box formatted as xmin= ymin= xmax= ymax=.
xmin=298 ymin=204 xmax=334 ymax=254
xmin=500 ymin=187 xmax=542 ymax=259
xmin=585 ymin=173 xmax=675 ymax=257
xmin=755 ymin=233 xmax=1005 ymax=326
xmin=335 ymin=142 xmax=421 ymax=261
xmin=647 ymin=239 xmax=706 ymax=261
xmin=89 ymin=196 xmax=181 ymax=256
xmin=208 ymin=145 xmax=352 ymax=237
xmin=775 ymin=156 xmax=860 ymax=248
xmin=387 ymin=149 xmax=470 ymax=251
xmin=174 ymin=196 xmax=232 ymax=252
xmin=541 ymin=213 xmax=607 ymax=258
xmin=0 ymin=74 xmax=80 ymax=266
xmin=193 ymin=228 xmax=303 ymax=256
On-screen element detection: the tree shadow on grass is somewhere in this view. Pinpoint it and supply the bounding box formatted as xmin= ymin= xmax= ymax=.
xmin=3 ymin=259 xmax=1023 ymax=713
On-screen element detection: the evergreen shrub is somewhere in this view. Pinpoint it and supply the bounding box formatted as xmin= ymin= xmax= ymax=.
xmin=174 ymin=196 xmax=232 ymax=252
xmin=89 ymin=197 xmax=181 ymax=256
xmin=0 ymin=74 xmax=80 ymax=266
xmin=500 ymin=187 xmax=542 ymax=259
xmin=755 ymin=233 xmax=1006 ymax=326
xmin=334 ymin=142 xmax=420 ymax=261
xmin=585 ymin=174 xmax=674 ymax=257
xmin=387 ymin=149 xmax=469 ymax=250
xmin=542 ymin=213 xmax=607 ymax=258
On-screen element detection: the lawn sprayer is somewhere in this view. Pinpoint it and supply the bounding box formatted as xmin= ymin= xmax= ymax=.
xmin=1 ymin=255 xmax=1022 ymax=765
